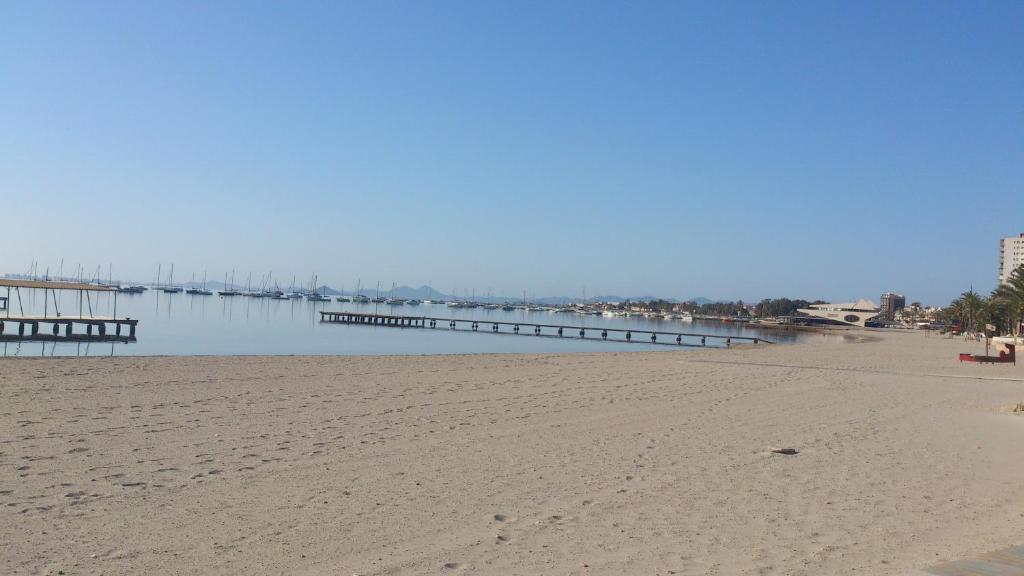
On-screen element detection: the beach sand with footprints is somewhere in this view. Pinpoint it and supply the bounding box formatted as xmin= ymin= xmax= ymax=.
xmin=3 ymin=331 xmax=1024 ymax=575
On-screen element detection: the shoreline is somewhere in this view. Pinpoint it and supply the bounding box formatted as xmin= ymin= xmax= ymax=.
xmin=0 ymin=342 xmax=792 ymax=360
xmin=0 ymin=325 xmax=850 ymax=360
xmin=3 ymin=330 xmax=1023 ymax=575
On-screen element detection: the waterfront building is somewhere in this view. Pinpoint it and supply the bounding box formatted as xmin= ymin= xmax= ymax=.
xmin=879 ymin=292 xmax=906 ymax=322
xmin=999 ymin=233 xmax=1024 ymax=285
xmin=797 ymin=300 xmax=881 ymax=327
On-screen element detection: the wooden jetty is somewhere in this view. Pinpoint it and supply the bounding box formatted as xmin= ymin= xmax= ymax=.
xmin=0 ymin=279 xmax=138 ymax=342
xmin=320 ymin=311 xmax=770 ymax=347
xmin=0 ymin=315 xmax=137 ymax=341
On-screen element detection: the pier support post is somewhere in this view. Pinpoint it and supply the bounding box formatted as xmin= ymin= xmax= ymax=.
xmin=651 ymin=333 xmax=656 ymax=343
xmin=30 ymin=322 xmax=38 ymax=336
xmin=66 ymin=323 xmax=73 ymax=337
xmin=601 ymin=330 xmax=607 ymax=339
xmin=492 ymin=323 xmax=498 ymax=332
xmin=557 ymin=327 xmax=562 ymax=337
xmin=676 ymin=335 xmax=682 ymax=345
xmin=87 ymin=324 xmax=93 ymax=336
xmin=0 ymin=321 xmax=4 ymax=335
xmin=116 ymin=323 xmax=122 ymax=336
xmin=701 ymin=336 xmax=706 ymax=347
xmin=514 ymin=324 xmax=519 ymax=334
xmin=52 ymin=323 xmax=59 ymax=336
xmin=99 ymin=324 xmax=106 ymax=336
xmin=579 ymin=328 xmax=585 ymax=338
xmin=18 ymin=322 xmax=25 ymax=336
xmin=725 ymin=337 xmax=731 ymax=348
xmin=626 ymin=331 xmax=631 ymax=341
xmin=129 ymin=323 xmax=136 ymax=338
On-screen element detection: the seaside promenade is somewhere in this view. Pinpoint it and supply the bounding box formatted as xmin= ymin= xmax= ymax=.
xmin=2 ymin=330 xmax=1023 ymax=575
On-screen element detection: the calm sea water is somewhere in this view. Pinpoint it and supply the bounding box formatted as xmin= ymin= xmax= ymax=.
xmin=1 ymin=289 xmax=817 ymax=357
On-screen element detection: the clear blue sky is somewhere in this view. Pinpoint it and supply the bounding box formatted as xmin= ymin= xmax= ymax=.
xmin=2 ymin=1 xmax=1021 ymax=305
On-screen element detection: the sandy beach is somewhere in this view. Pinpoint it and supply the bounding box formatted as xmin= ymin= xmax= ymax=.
xmin=3 ymin=331 xmax=1024 ymax=575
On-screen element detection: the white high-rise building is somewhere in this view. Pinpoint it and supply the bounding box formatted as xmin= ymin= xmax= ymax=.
xmin=1000 ymin=233 xmax=1024 ymax=285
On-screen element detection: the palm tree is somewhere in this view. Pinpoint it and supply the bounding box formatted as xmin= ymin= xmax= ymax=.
xmin=940 ymin=297 xmax=962 ymax=329
xmin=959 ymin=289 xmax=986 ymax=334
xmin=993 ymin=264 xmax=1024 ymax=336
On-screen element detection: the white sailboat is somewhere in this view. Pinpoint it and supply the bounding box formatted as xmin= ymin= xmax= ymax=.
xmin=162 ymin=264 xmax=182 ymax=293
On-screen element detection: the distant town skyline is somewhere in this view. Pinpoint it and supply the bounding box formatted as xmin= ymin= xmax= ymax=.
xmin=3 ymin=2 xmax=1022 ymax=306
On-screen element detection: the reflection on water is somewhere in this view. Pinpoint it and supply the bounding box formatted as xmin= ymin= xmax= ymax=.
xmin=1 ymin=289 xmax=819 ymax=357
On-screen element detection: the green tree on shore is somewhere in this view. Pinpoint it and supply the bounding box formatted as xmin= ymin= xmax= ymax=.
xmin=941 ymin=264 xmax=1024 ymax=336
xmin=944 ymin=289 xmax=985 ymax=333
xmin=993 ymin=264 xmax=1024 ymax=336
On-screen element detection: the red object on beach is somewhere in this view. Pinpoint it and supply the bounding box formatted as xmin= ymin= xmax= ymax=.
xmin=959 ymin=345 xmax=1016 ymax=364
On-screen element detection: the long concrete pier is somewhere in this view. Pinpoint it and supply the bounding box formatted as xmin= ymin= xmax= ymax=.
xmin=320 ymin=311 xmax=770 ymax=347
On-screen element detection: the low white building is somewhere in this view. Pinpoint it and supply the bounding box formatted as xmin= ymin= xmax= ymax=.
xmin=797 ymin=299 xmax=881 ymax=327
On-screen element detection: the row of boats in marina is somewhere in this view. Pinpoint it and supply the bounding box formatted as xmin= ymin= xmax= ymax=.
xmin=118 ymin=283 xmax=335 ymax=301
xmin=133 ymin=266 xmax=341 ymax=301
xmin=115 ymin=283 xmax=696 ymax=321
xmin=365 ymin=298 xmax=695 ymax=321
xmin=115 ymin=267 xmax=698 ymax=322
